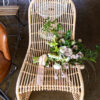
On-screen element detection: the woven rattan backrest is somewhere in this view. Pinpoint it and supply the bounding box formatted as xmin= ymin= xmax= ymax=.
xmin=28 ymin=0 xmax=76 ymax=56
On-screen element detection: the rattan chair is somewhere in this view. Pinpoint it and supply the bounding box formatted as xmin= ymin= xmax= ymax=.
xmin=16 ymin=0 xmax=84 ymax=100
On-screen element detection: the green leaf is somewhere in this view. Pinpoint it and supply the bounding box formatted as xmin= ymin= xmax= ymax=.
xmin=57 ymin=24 xmax=63 ymax=31
xmin=48 ymin=42 xmax=58 ymax=47
xmin=33 ymin=57 xmax=39 ymax=64
xmin=65 ymin=30 xmax=71 ymax=40
xmin=51 ymin=19 xmax=57 ymax=24
xmin=53 ymin=46 xmax=59 ymax=52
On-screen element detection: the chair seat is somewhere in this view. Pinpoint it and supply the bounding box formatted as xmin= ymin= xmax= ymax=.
xmin=18 ymin=58 xmax=81 ymax=95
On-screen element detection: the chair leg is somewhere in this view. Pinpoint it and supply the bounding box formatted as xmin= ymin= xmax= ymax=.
xmin=16 ymin=92 xmax=31 ymax=100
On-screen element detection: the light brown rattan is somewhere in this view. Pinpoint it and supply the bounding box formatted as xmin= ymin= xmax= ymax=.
xmin=16 ymin=0 xmax=84 ymax=100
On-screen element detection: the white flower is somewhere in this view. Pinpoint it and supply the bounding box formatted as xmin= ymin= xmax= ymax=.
xmin=73 ymin=45 xmax=78 ymax=50
xmin=64 ymin=48 xmax=73 ymax=57
xmin=71 ymin=54 xmax=83 ymax=59
xmin=71 ymin=54 xmax=77 ymax=59
xmin=77 ymin=52 xmax=83 ymax=58
xmin=71 ymin=40 xmax=76 ymax=45
xmin=75 ymin=54 xmax=80 ymax=59
xmin=60 ymin=38 xmax=65 ymax=44
xmin=48 ymin=53 xmax=62 ymax=60
xmin=53 ymin=63 xmax=61 ymax=70
xmin=65 ymin=57 xmax=70 ymax=62
xmin=60 ymin=46 xmax=73 ymax=57
xmin=48 ymin=53 xmax=56 ymax=59
xmin=59 ymin=46 xmax=66 ymax=54
xmin=54 ymin=73 xmax=58 ymax=80
xmin=52 ymin=35 xmax=56 ymax=41
xmin=57 ymin=56 xmax=62 ymax=60
xmin=78 ymin=39 xmax=82 ymax=43
xmin=39 ymin=54 xmax=47 ymax=66
xmin=74 ymin=52 xmax=83 ymax=59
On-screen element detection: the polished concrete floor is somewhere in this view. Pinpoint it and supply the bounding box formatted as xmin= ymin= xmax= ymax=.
xmin=0 ymin=0 xmax=100 ymax=100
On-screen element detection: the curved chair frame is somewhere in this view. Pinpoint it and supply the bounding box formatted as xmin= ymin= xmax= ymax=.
xmin=16 ymin=0 xmax=84 ymax=100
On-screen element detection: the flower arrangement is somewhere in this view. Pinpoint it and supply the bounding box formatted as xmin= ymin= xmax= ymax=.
xmin=33 ymin=18 xmax=99 ymax=70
